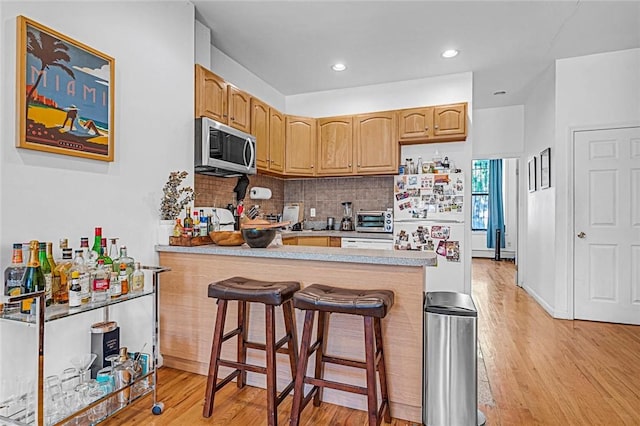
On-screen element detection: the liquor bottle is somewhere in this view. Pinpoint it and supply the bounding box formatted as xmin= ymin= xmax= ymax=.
xmin=4 ymin=243 xmax=26 ymax=298
xmin=113 ymin=246 xmax=134 ymax=280
xmin=108 ymin=238 xmax=119 ymax=263
xmin=91 ymin=259 xmax=110 ymax=303
xmin=173 ymin=218 xmax=184 ymax=237
xmin=98 ymin=238 xmax=113 ymax=270
xmin=119 ymin=264 xmax=129 ymax=296
xmin=183 ymin=207 xmax=194 ymax=237
xmin=39 ymin=242 xmax=53 ymax=307
xmin=91 ymin=227 xmax=102 ymax=258
xmin=109 ymin=272 xmax=121 ymax=299
xmin=54 ymin=248 xmax=73 ymax=304
xmin=68 ymin=271 xmax=82 ymax=308
xmin=22 ymin=240 xmax=45 ymax=314
xmin=131 ymin=262 xmax=144 ymax=293
xmin=80 ymin=236 xmax=96 ymax=273
xmin=69 ymin=249 xmax=90 ymax=304
xmin=211 ymin=209 xmax=220 ymax=232
xmin=46 ymin=242 xmax=58 ymax=306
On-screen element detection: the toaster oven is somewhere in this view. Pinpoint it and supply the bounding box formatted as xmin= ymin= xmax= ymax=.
xmin=355 ymin=210 xmax=393 ymax=233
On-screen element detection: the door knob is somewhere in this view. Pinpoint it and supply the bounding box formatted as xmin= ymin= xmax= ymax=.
xmin=577 ymin=232 xmax=586 ymax=239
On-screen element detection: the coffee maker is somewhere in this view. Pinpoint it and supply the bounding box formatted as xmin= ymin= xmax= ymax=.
xmin=340 ymin=201 xmax=354 ymax=231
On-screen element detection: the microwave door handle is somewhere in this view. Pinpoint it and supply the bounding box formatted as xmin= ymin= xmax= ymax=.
xmin=244 ymin=138 xmax=255 ymax=170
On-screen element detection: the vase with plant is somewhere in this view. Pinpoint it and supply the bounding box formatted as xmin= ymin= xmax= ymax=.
xmin=158 ymin=171 xmax=195 ymax=244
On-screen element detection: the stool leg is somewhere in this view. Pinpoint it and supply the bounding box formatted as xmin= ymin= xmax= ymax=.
xmin=312 ymin=311 xmax=328 ymax=407
xmin=237 ymin=300 xmax=248 ymax=389
xmin=364 ymin=316 xmax=379 ymax=426
xmin=203 ymin=299 xmax=228 ymax=418
xmin=290 ymin=309 xmax=315 ymax=426
xmin=374 ymin=317 xmax=391 ymax=423
xmin=265 ymin=305 xmax=277 ymax=426
xmin=282 ymin=300 xmax=299 ymax=378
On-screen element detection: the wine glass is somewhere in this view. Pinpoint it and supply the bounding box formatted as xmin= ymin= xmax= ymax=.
xmin=70 ymin=353 xmax=97 ymax=384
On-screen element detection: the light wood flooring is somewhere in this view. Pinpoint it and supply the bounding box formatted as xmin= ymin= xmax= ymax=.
xmin=103 ymin=259 xmax=640 ymax=425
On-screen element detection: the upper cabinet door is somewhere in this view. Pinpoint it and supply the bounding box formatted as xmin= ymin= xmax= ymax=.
xmin=228 ymin=86 xmax=251 ymax=133
xmin=433 ymin=103 xmax=466 ymax=138
xmin=316 ymin=116 xmax=353 ymax=176
xmin=285 ymin=116 xmax=316 ymax=176
xmin=195 ymin=65 xmax=227 ymax=123
xmin=269 ymin=109 xmax=285 ymax=173
xmin=398 ymin=107 xmax=433 ymax=141
xmin=354 ymin=111 xmax=398 ymax=175
xmin=251 ymin=97 xmax=270 ymax=171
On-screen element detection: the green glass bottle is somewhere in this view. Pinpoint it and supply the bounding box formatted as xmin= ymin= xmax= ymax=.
xmin=22 ymin=240 xmax=45 ymax=314
xmin=38 ymin=242 xmax=52 ymax=307
xmin=98 ymin=237 xmax=113 ymax=270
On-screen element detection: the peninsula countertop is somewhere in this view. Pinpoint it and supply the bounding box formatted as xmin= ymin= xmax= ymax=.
xmin=155 ymin=243 xmax=436 ymax=267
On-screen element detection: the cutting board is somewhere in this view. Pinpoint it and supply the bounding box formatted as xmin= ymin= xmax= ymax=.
xmin=283 ymin=202 xmax=304 ymax=224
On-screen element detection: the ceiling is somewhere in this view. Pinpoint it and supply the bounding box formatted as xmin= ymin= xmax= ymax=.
xmin=193 ymin=1 xmax=640 ymax=109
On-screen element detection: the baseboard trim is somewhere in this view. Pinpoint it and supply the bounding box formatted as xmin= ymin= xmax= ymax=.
xmin=522 ymin=283 xmax=555 ymax=317
xmin=472 ymin=249 xmax=515 ymax=259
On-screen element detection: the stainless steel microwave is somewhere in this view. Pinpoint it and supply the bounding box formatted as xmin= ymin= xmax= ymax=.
xmin=195 ymin=117 xmax=256 ymax=177
xmin=355 ymin=210 xmax=393 ymax=233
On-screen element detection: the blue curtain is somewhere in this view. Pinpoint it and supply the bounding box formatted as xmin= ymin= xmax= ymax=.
xmin=486 ymin=159 xmax=505 ymax=248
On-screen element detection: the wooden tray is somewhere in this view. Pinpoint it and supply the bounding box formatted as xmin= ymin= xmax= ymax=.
xmin=169 ymin=235 xmax=213 ymax=246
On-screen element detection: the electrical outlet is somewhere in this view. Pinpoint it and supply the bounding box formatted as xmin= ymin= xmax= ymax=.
xmin=310 ymin=208 xmax=316 ymax=217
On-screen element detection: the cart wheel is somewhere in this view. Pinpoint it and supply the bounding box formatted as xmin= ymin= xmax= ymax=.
xmin=152 ymin=402 xmax=164 ymax=415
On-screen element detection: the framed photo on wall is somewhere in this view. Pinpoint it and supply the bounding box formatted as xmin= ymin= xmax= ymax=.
xmin=16 ymin=16 xmax=115 ymax=161
xmin=528 ymin=157 xmax=536 ymax=192
xmin=540 ymin=148 xmax=551 ymax=189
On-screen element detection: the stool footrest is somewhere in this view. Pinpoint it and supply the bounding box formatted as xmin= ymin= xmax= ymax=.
xmin=215 ymin=370 xmax=241 ymax=392
xmin=304 ymin=377 xmax=368 ymax=395
xmin=322 ymin=355 xmax=367 ymax=370
xmin=219 ymin=359 xmax=267 ymax=375
xmin=222 ymin=327 xmax=242 ymax=342
xmin=245 ymin=339 xmax=293 ymax=356
xmin=276 ymin=380 xmax=295 ymax=406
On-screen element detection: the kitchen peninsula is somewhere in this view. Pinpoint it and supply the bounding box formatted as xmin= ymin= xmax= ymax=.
xmin=156 ymin=243 xmax=435 ymax=422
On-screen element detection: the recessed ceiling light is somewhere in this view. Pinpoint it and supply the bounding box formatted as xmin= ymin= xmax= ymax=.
xmin=331 ymin=63 xmax=347 ymax=72
xmin=441 ymin=49 xmax=459 ymax=59
xmin=493 ymin=90 xmax=507 ymax=96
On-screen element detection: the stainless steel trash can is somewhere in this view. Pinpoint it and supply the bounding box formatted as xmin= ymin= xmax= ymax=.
xmin=423 ymin=291 xmax=481 ymax=426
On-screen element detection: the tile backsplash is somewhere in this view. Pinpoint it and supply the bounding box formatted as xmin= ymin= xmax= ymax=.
xmin=284 ymin=176 xmax=393 ymax=221
xmin=195 ymin=174 xmax=393 ymax=221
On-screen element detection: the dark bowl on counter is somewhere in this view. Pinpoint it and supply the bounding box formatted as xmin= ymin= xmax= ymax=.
xmin=241 ymin=228 xmax=276 ymax=248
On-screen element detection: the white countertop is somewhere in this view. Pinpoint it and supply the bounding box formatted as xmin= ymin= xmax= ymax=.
xmin=156 ymin=243 xmax=435 ymax=267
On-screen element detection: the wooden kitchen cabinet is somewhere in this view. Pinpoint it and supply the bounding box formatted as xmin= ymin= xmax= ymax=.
xmin=285 ymin=115 xmax=316 ymax=176
xmin=354 ymin=111 xmax=399 ymax=174
xmin=433 ymin=103 xmax=466 ymax=139
xmin=251 ymin=97 xmax=270 ymax=170
xmin=268 ymin=108 xmax=285 ymax=173
xmin=195 ymin=64 xmax=227 ymax=123
xmin=329 ymin=237 xmax=342 ymax=247
xmin=316 ymin=116 xmax=353 ymax=176
xmin=282 ymin=235 xmax=340 ymax=247
xmin=398 ymin=102 xmax=467 ymax=144
xmin=228 ymin=86 xmax=251 ymax=132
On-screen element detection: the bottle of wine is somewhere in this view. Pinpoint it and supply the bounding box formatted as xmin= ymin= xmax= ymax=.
xmin=54 ymin=248 xmax=73 ymax=304
xmin=46 ymin=242 xmax=58 ymax=306
xmin=22 ymin=240 xmax=45 ymax=314
xmin=131 ymin=262 xmax=144 ymax=293
xmin=183 ymin=206 xmax=194 ymax=237
xmin=39 ymin=242 xmax=53 ymax=307
xmin=4 ymin=243 xmax=26 ymax=298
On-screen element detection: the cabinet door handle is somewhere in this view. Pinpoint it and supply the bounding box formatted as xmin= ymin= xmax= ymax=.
xmin=231 ymin=117 xmax=235 ymax=121
xmin=348 ymin=163 xmax=352 ymax=167
xmin=357 ymin=163 xmax=361 ymax=167
xmin=425 ymin=126 xmax=429 ymax=130
xmin=435 ymin=125 xmax=439 ymax=129
xmin=311 ymin=165 xmax=314 ymax=168
xmin=223 ymin=113 xmax=227 ymax=117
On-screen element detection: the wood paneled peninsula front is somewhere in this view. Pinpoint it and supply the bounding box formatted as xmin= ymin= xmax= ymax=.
xmin=156 ymin=244 xmax=436 ymax=422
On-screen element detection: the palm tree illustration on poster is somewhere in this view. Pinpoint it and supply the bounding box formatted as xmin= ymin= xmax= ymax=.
xmin=16 ymin=16 xmax=115 ymax=162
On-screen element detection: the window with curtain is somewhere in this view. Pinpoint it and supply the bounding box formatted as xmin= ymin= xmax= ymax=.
xmin=471 ymin=159 xmax=489 ymax=230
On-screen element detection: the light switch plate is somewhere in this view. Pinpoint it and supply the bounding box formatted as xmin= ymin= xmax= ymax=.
xmin=310 ymin=208 xmax=316 ymax=217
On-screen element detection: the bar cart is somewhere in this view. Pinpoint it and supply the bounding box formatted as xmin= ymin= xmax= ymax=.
xmin=0 ymin=266 xmax=169 ymax=426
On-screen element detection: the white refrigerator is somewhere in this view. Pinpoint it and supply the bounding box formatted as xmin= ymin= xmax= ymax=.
xmin=393 ymin=173 xmax=465 ymax=286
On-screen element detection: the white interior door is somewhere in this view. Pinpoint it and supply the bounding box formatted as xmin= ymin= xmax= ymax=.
xmin=574 ymin=127 xmax=640 ymax=324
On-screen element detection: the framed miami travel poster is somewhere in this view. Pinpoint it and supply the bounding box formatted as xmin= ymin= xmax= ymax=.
xmin=16 ymin=16 xmax=115 ymax=161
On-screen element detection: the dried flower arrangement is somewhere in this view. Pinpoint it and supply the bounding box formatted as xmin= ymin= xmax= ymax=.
xmin=160 ymin=171 xmax=195 ymax=220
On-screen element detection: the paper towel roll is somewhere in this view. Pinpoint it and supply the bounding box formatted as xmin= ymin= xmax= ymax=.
xmin=249 ymin=187 xmax=272 ymax=200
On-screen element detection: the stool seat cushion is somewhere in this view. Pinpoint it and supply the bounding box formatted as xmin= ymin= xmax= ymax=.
xmin=293 ymin=284 xmax=394 ymax=318
xmin=208 ymin=277 xmax=301 ymax=305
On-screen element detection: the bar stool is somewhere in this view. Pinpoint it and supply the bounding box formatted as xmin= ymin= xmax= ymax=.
xmin=289 ymin=284 xmax=394 ymax=426
xmin=203 ymin=276 xmax=300 ymax=426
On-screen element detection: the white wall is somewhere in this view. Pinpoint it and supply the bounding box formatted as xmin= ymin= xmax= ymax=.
xmin=473 ymin=105 xmax=524 ymax=158
xmin=209 ymin=45 xmax=286 ymax=111
xmin=522 ymin=64 xmax=556 ymax=315
xmin=0 ymin=0 xmax=194 ymax=380
xmin=553 ymin=48 xmax=640 ymax=318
